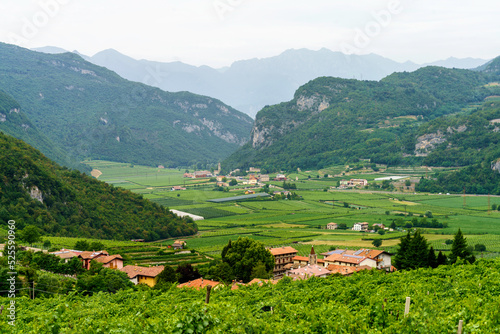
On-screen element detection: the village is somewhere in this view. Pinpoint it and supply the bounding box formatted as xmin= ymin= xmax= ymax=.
xmin=46 ymin=238 xmax=393 ymax=290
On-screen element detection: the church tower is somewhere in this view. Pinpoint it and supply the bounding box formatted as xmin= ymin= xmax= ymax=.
xmin=309 ymin=245 xmax=317 ymax=265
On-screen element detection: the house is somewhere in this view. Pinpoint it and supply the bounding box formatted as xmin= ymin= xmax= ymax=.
xmin=249 ymin=167 xmax=261 ymax=173
xmin=339 ymin=179 xmax=368 ymax=188
xmin=216 ymin=175 xmax=225 ymax=182
xmin=259 ymin=175 xmax=270 ymax=182
xmin=246 ymin=278 xmax=279 ymax=286
xmin=248 ymin=175 xmax=258 ymax=185
xmin=326 ymin=222 xmax=338 ymax=230
xmin=171 ymin=186 xmax=186 ymax=191
xmin=177 ymin=278 xmax=220 ymax=290
xmin=217 ymin=182 xmax=229 ymax=187
xmin=172 ymin=240 xmax=186 ymax=250
xmin=245 ymin=190 xmax=255 ymax=195
xmin=94 ymin=254 xmax=124 ymax=269
xmin=327 ymin=264 xmax=372 ymax=276
xmin=350 ymin=249 xmax=393 ymax=270
xmin=323 ymin=253 xmax=377 ymax=268
xmin=274 ymin=174 xmax=287 ymax=181
xmin=120 ymin=265 xmax=165 ymax=287
xmin=287 ymin=264 xmax=331 ymax=279
xmin=183 ymin=173 xmax=194 ymax=178
xmin=352 ymin=222 xmax=369 ymax=231
xmin=372 ymin=223 xmax=385 ymax=229
xmin=78 ymin=250 xmax=109 ymax=270
xmin=158 ymin=165 xmax=165 ymax=169
xmin=50 ymin=249 xmax=82 ymax=263
xmin=269 ymin=246 xmax=298 ymax=276
xmin=194 ymin=171 xmax=212 ymax=178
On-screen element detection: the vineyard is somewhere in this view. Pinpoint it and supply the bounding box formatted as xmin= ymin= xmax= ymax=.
xmin=2 ymin=258 xmax=500 ymax=333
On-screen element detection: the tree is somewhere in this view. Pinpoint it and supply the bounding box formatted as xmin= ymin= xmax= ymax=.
xmin=43 ymin=240 xmax=51 ymax=249
xmin=474 ymin=244 xmax=486 ymax=252
xmin=377 ymin=229 xmax=386 ymax=236
xmin=75 ymin=240 xmax=90 ymax=251
xmin=229 ymin=179 xmax=238 ymax=186
xmin=408 ymin=230 xmax=429 ymax=269
xmin=337 ymin=223 xmax=347 ymax=230
xmin=156 ymin=265 xmax=178 ymax=287
xmin=176 ymin=263 xmax=201 ymax=284
xmin=427 ymin=246 xmax=438 ymax=268
xmin=250 ymin=261 xmax=272 ymax=279
xmin=372 ymin=239 xmax=382 ymax=248
xmin=89 ymin=241 xmax=105 ymax=251
xmin=20 ymin=225 xmax=42 ymax=246
xmin=449 ymin=229 xmax=475 ymax=264
xmin=221 ymin=237 xmax=274 ymax=283
xmin=393 ymin=232 xmax=411 ymax=270
xmin=436 ymin=251 xmax=447 ymax=266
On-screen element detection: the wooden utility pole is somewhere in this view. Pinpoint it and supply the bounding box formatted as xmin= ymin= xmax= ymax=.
xmin=404 ymin=297 xmax=411 ymax=316
xmin=32 ymin=281 xmax=35 ymax=299
xmin=205 ymin=285 xmax=212 ymax=304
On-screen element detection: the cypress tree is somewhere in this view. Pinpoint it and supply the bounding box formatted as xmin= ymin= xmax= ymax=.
xmin=449 ymin=229 xmax=475 ymax=264
xmin=408 ymin=230 xmax=429 ymax=269
xmin=394 ymin=232 xmax=411 ymax=270
xmin=427 ymin=246 xmax=438 ymax=268
xmin=436 ymin=251 xmax=447 ymax=266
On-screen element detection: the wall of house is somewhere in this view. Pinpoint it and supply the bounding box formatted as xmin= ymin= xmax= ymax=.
xmin=138 ymin=275 xmax=157 ymax=287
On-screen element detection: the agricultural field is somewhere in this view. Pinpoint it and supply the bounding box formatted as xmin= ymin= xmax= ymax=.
xmin=81 ymin=160 xmax=500 ymax=259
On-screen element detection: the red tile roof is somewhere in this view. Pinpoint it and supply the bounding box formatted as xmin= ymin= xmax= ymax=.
xmin=95 ymin=254 xmax=124 ymax=264
xmin=177 ymin=278 xmax=219 ymax=290
xmin=78 ymin=250 xmax=109 ymax=259
xmin=269 ymin=246 xmax=298 ymax=256
xmin=120 ymin=265 xmax=164 ymax=279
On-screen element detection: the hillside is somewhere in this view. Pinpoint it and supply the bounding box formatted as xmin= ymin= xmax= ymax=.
xmin=0 ymin=90 xmax=88 ymax=172
xmin=3 ymin=258 xmax=500 ymax=332
xmin=0 ymin=132 xmax=197 ymax=240
xmin=0 ymin=42 xmax=253 ymax=168
xmin=224 ymin=65 xmax=500 ymax=173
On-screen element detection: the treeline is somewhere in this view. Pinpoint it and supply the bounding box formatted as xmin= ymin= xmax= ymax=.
xmin=0 ymin=132 xmax=197 ymax=241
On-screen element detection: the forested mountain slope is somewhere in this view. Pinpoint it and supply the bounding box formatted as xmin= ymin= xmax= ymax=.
xmin=0 ymin=132 xmax=197 ymax=240
xmin=0 ymin=90 xmax=88 ymax=172
xmin=225 ymin=62 xmax=500 ymax=173
xmin=0 ymin=42 xmax=253 ymax=168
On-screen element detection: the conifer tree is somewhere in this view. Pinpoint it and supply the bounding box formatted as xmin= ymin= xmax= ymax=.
xmin=449 ymin=229 xmax=475 ymax=264
xmin=408 ymin=230 xmax=429 ymax=269
xmin=427 ymin=246 xmax=438 ymax=268
xmin=393 ymin=232 xmax=411 ymax=270
xmin=436 ymin=251 xmax=447 ymax=266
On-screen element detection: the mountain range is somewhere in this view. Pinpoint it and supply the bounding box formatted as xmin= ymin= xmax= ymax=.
xmin=223 ymin=58 xmax=500 ymax=187
xmin=0 ymin=42 xmax=253 ymax=169
xmin=32 ymin=46 xmax=489 ymax=118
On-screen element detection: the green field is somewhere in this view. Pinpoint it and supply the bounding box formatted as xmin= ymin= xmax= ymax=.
xmin=81 ymin=160 xmax=500 ymax=259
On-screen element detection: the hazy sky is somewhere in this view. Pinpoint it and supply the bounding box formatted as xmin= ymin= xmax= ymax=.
xmin=0 ymin=0 xmax=498 ymax=67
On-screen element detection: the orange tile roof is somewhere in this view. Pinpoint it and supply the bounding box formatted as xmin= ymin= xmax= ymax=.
xmin=78 ymin=250 xmax=109 ymax=259
xmin=95 ymin=254 xmax=124 ymax=264
xmin=324 ymin=253 xmax=369 ymax=265
xmin=120 ymin=265 xmax=164 ymax=279
xmin=269 ymin=246 xmax=298 ymax=256
xmin=293 ymin=256 xmax=309 ymax=261
xmin=177 ymin=278 xmax=219 ymax=290
xmin=247 ymin=278 xmax=279 ymax=286
xmin=327 ymin=264 xmax=372 ymax=275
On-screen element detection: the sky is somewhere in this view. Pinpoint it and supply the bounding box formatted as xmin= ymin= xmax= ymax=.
xmin=0 ymin=0 xmax=499 ymax=68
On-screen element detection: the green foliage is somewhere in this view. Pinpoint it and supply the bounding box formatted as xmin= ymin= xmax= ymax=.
xmin=394 ymin=230 xmax=432 ymax=270
xmin=449 ymin=229 xmax=475 ymax=264
xmin=372 ymin=239 xmax=382 ymax=248
xmin=0 ymin=132 xmax=197 ymax=241
xmin=221 ymin=237 xmax=274 ymax=283
xmin=474 ymin=244 xmax=487 ymax=252
xmin=19 ymin=225 xmax=41 ymax=246
xmin=176 ymin=263 xmax=201 ymax=284
xmin=76 ymin=261 xmax=133 ymax=295
xmin=156 ymin=265 xmax=178 ymax=287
